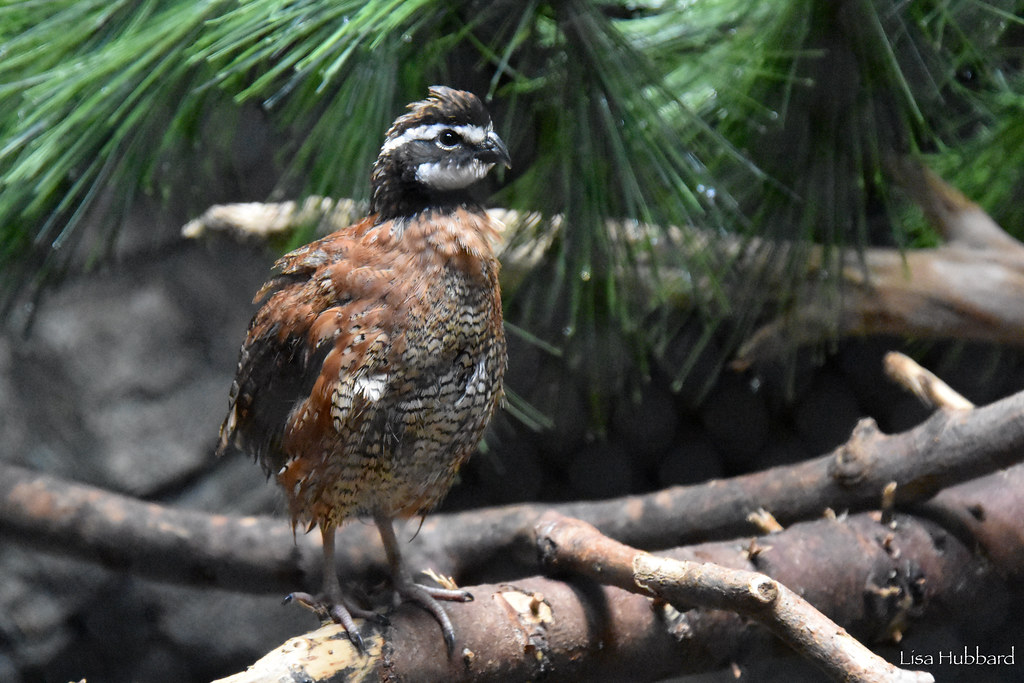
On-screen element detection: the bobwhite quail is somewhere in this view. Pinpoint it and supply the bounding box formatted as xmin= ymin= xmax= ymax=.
xmin=217 ymin=86 xmax=509 ymax=651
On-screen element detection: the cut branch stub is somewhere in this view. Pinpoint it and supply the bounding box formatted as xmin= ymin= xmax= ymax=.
xmin=827 ymin=418 xmax=883 ymax=487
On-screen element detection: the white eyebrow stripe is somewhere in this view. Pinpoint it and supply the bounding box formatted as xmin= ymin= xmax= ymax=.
xmin=381 ymin=122 xmax=491 ymax=154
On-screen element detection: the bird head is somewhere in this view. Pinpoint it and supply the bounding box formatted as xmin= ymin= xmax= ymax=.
xmin=371 ymin=86 xmax=510 ymax=219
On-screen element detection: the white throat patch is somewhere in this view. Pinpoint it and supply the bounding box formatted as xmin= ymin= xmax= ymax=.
xmin=415 ymin=158 xmax=494 ymax=190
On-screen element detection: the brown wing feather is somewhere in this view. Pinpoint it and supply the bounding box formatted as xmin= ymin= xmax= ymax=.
xmin=219 ymin=208 xmax=504 ymax=527
xmin=216 ymin=217 xmax=379 ymax=469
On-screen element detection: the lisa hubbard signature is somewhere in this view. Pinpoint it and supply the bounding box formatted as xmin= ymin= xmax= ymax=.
xmin=901 ymin=646 xmax=1015 ymax=666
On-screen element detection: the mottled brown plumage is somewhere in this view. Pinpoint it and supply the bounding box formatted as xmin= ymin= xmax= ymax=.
xmin=217 ymin=86 xmax=508 ymax=650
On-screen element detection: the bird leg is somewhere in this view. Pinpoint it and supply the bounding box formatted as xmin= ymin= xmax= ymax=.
xmin=374 ymin=513 xmax=472 ymax=653
xmin=284 ymin=522 xmax=371 ymax=651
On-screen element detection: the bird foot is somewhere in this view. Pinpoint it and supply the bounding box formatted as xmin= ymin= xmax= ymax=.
xmin=394 ymin=577 xmax=473 ymax=654
xmin=284 ymin=591 xmax=381 ymax=652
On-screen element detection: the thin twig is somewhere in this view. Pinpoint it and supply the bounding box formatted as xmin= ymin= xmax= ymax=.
xmin=883 ymin=351 xmax=974 ymax=410
xmin=746 ymin=507 xmax=784 ymax=534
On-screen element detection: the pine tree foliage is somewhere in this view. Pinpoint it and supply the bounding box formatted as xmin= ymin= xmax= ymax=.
xmin=1 ymin=0 xmax=1021 ymax=390
xmin=705 ymin=0 xmax=1024 ymax=380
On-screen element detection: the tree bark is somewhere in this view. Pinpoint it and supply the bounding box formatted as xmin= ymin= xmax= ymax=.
xmin=213 ymin=506 xmax=1008 ymax=682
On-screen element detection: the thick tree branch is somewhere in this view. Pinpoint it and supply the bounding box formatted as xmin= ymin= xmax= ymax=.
xmin=736 ymin=160 xmax=1024 ymax=366
xmin=3 ymin=384 xmax=1024 ymax=594
xmin=733 ymin=241 xmax=1024 ymax=367
xmin=215 ymin=508 xmax=996 ymax=682
xmin=0 ymin=463 xmax=341 ymax=592
xmin=534 ymin=512 xmax=932 ymax=683
xmin=181 ymin=197 xmax=362 ymax=242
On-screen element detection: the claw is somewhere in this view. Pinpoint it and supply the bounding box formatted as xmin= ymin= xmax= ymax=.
xmin=284 ymin=591 xmax=330 ymax=622
xmin=330 ymin=604 xmax=365 ymax=652
xmin=283 ymin=590 xmax=313 ymax=606
xmin=393 ymin=578 xmax=469 ymax=655
xmin=443 ymin=626 xmax=455 ymax=655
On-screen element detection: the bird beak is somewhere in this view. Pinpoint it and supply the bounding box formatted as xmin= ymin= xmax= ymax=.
xmin=477 ymin=131 xmax=511 ymax=169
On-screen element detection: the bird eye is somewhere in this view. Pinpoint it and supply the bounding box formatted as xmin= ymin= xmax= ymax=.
xmin=437 ymin=129 xmax=461 ymax=149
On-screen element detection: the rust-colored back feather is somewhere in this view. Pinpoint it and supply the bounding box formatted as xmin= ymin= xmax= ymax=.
xmin=219 ymin=208 xmax=505 ymax=527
